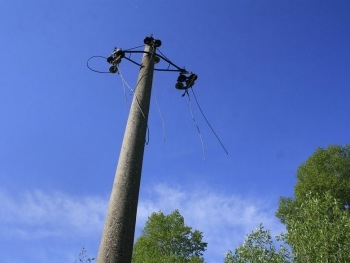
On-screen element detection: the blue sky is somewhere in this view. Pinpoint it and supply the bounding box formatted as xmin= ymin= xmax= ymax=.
xmin=1 ymin=1 xmax=349 ymax=262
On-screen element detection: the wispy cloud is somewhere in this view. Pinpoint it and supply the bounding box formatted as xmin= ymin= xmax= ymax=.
xmin=0 ymin=185 xmax=283 ymax=263
xmin=0 ymin=189 xmax=107 ymax=239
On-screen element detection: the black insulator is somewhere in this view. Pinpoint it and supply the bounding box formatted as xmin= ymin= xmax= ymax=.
xmin=186 ymin=80 xmax=195 ymax=87
xmin=115 ymin=50 xmax=125 ymax=58
xmin=189 ymin=74 xmax=198 ymax=81
xmin=109 ymin=65 xmax=118 ymax=73
xmin=154 ymin=39 xmax=162 ymax=47
xmin=107 ymin=56 xmax=114 ymax=64
xmin=107 ymin=57 xmax=121 ymax=65
xmin=175 ymin=82 xmax=185 ymax=90
xmin=186 ymin=74 xmax=197 ymax=87
xmin=154 ymin=56 xmax=160 ymax=64
xmin=144 ymin=36 xmax=153 ymax=45
xmin=177 ymin=74 xmax=187 ymax=82
xmin=107 ymin=48 xmax=124 ymax=64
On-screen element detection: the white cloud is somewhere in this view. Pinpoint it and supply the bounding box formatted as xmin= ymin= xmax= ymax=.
xmin=0 ymin=189 xmax=107 ymax=239
xmin=0 ymin=184 xmax=284 ymax=263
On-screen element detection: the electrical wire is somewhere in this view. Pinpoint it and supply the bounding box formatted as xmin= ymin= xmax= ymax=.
xmin=88 ymin=43 xmax=225 ymax=154
xmin=87 ymin=45 xmax=159 ymax=146
xmin=118 ymin=68 xmax=150 ymax=145
xmin=117 ymin=70 xmax=129 ymax=108
xmin=186 ymin=91 xmax=206 ymax=161
xmin=86 ymin=56 xmax=111 ymax=73
xmin=154 ymin=83 xmax=166 ymax=142
xmin=118 ymin=70 xmax=135 ymax=94
xmin=156 ymin=48 xmax=170 ymax=62
xmin=125 ymin=45 xmax=144 ymax=51
xmin=113 ymin=45 xmax=157 ymax=145
xmin=190 ymin=88 xmax=229 ymax=155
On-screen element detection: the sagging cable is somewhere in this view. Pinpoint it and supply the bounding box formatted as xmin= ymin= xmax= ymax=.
xmin=185 ymin=91 xmax=206 ymax=161
xmin=191 ymin=88 xmax=229 ymax=155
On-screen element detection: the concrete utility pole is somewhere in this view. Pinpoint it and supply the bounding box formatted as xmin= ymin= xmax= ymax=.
xmin=97 ymin=39 xmax=156 ymax=263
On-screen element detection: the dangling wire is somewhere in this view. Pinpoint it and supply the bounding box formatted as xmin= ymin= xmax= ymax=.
xmin=118 ymin=71 xmax=135 ymax=94
xmin=116 ymin=70 xmax=129 ymax=108
xmin=117 ymin=70 xmax=150 ymax=145
xmin=87 ymin=40 xmax=211 ymax=149
xmin=190 ymin=88 xmax=229 ymax=155
xmin=185 ymin=91 xmax=206 ymax=161
xmin=86 ymin=56 xmax=111 ymax=73
xmin=154 ymin=83 xmax=166 ymax=142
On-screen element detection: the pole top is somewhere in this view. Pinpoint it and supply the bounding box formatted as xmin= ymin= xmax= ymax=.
xmin=144 ymin=36 xmax=162 ymax=47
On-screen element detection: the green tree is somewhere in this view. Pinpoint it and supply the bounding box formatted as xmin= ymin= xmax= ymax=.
xmin=224 ymin=224 xmax=292 ymax=263
xmin=132 ymin=209 xmax=207 ymax=263
xmin=277 ymin=145 xmax=350 ymax=223
xmin=284 ymin=192 xmax=350 ymax=262
xmin=276 ymin=145 xmax=350 ymax=262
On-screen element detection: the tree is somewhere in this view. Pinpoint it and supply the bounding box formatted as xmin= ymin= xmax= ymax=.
xmin=276 ymin=145 xmax=350 ymax=223
xmin=276 ymin=145 xmax=350 ymax=262
xmin=132 ymin=210 xmax=207 ymax=263
xmin=224 ymin=224 xmax=292 ymax=263
xmin=284 ymin=192 xmax=350 ymax=262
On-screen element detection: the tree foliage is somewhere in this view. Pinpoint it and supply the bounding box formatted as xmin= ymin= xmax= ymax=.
xmin=276 ymin=145 xmax=350 ymax=262
xmin=132 ymin=210 xmax=207 ymax=263
xmin=224 ymin=224 xmax=292 ymax=263
xmin=226 ymin=145 xmax=350 ymax=262
xmin=276 ymin=145 xmax=350 ymax=223
xmin=285 ymin=192 xmax=350 ymax=262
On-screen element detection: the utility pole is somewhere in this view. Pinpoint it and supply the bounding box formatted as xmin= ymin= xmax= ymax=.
xmin=97 ymin=38 xmax=157 ymax=263
xmin=91 ymin=35 xmax=199 ymax=263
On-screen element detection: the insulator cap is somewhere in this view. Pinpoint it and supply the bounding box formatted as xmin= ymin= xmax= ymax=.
xmin=144 ymin=37 xmax=153 ymax=45
xmin=175 ymin=82 xmax=185 ymax=90
xmin=144 ymin=36 xmax=162 ymax=47
xmin=107 ymin=56 xmax=114 ymax=64
xmin=190 ymin=74 xmax=198 ymax=81
xmin=154 ymin=39 xmax=162 ymax=47
xmin=109 ymin=65 xmax=118 ymax=73
xmin=177 ymin=74 xmax=187 ymax=82
xmin=115 ymin=50 xmax=125 ymax=58
xmin=154 ymin=56 xmax=160 ymax=64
